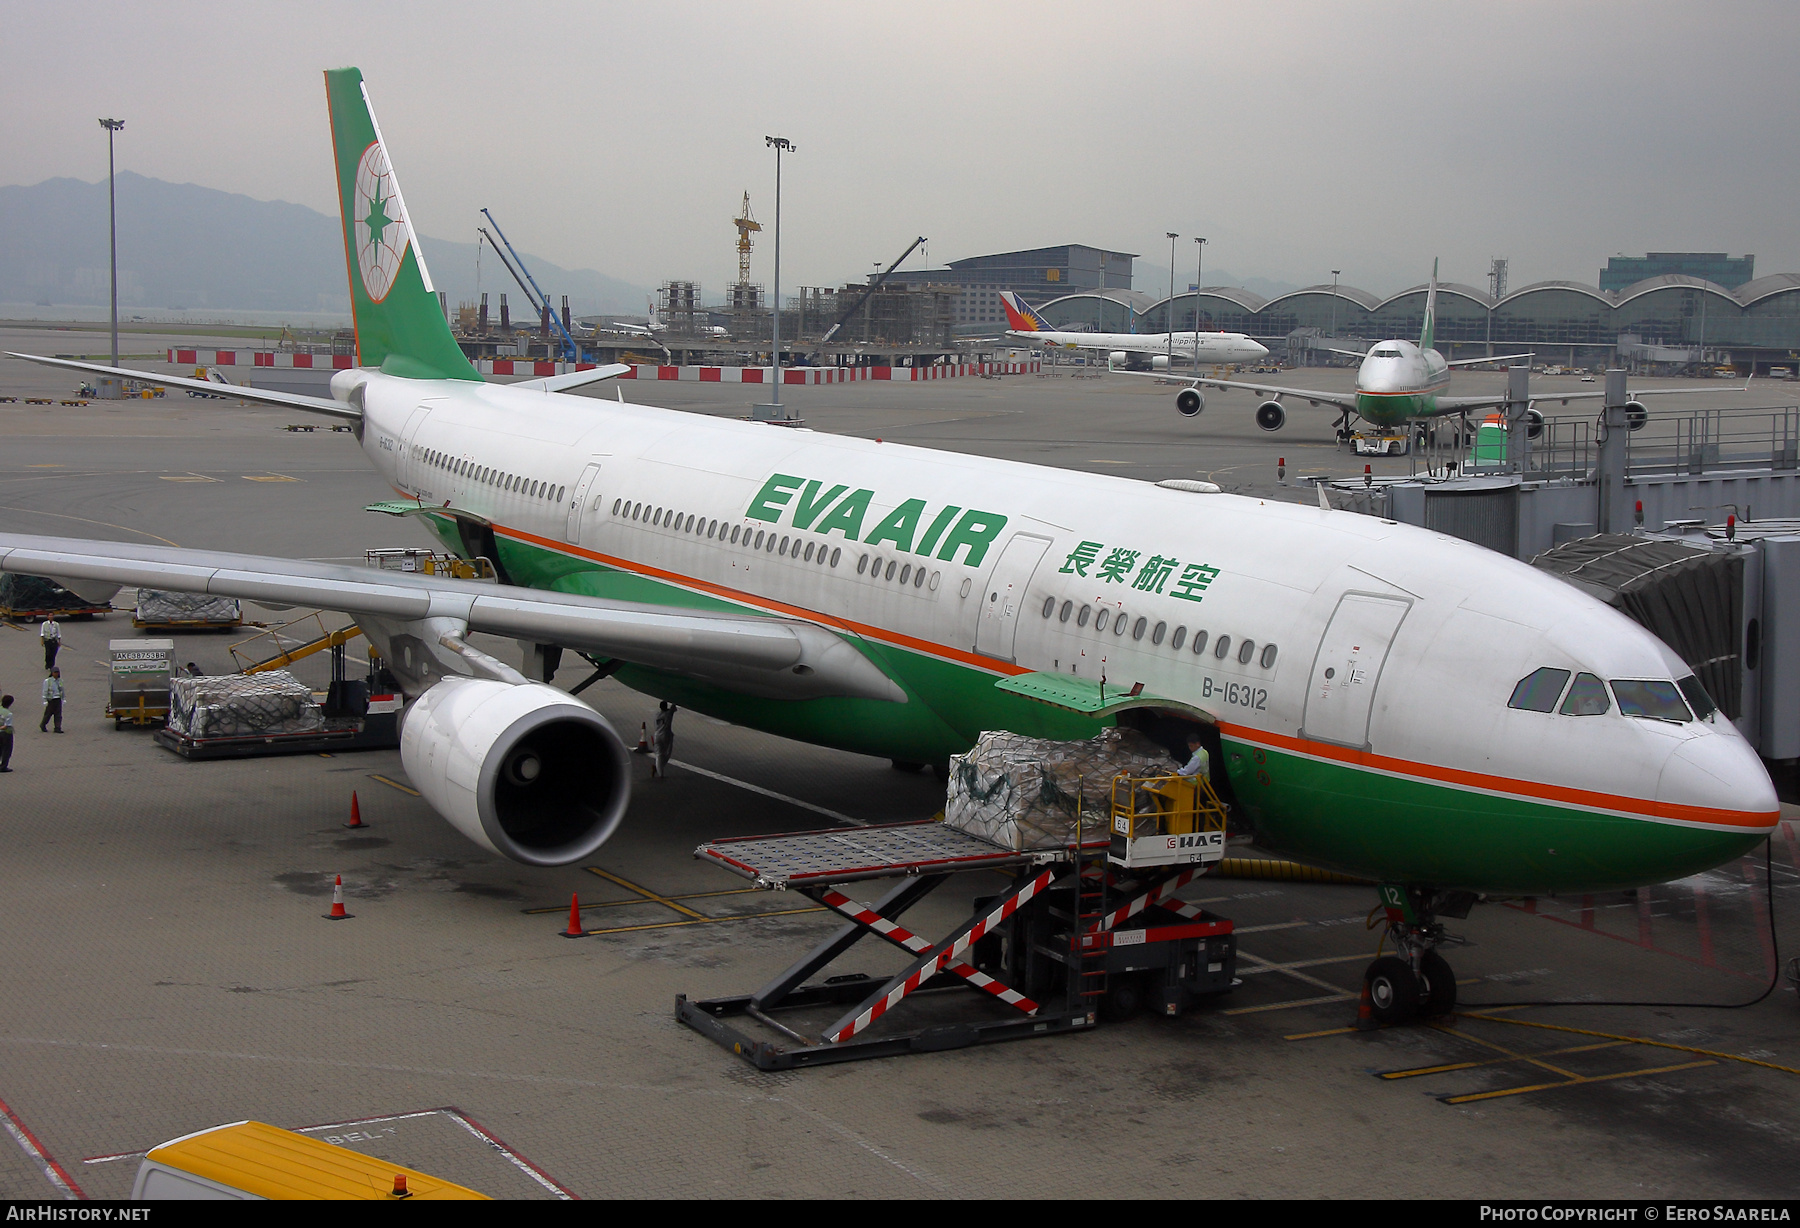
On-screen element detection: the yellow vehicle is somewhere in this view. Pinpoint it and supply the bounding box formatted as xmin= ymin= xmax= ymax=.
xmin=131 ymin=1120 xmax=488 ymax=1200
xmin=1107 ymin=771 xmax=1229 ymax=869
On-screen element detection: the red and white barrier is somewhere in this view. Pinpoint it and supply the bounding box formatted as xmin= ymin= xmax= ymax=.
xmin=166 ymin=351 xmax=1041 ymax=382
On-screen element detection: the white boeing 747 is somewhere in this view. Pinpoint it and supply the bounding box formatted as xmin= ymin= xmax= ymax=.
xmin=1 ymin=69 xmax=1775 ymax=1024
xmin=1000 ymin=291 xmax=1267 ymax=370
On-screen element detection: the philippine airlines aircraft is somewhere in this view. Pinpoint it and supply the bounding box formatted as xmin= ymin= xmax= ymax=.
xmin=3 ymin=70 xmax=1775 ymax=1022
xmin=1132 ymin=263 xmax=1738 ymax=437
xmin=999 ymin=292 xmax=1267 ymax=370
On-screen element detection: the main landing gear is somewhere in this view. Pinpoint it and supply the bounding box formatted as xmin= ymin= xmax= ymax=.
xmin=1333 ymin=408 xmax=1356 ymax=445
xmin=1361 ymin=886 xmax=1477 ymax=1026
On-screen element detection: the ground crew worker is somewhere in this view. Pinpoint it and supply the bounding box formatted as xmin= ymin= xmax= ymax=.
xmin=0 ymin=694 xmax=13 ymax=771
xmin=651 ymin=701 xmax=676 ymax=780
xmin=40 ymin=668 xmax=63 ymax=733
xmin=40 ymin=616 xmax=61 ymax=669
xmin=1176 ymin=732 xmax=1209 ymax=779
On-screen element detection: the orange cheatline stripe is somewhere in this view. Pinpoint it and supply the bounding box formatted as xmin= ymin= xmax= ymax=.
xmin=493 ymin=519 xmax=1030 ymax=677
xmin=1220 ymin=721 xmax=1778 ymax=832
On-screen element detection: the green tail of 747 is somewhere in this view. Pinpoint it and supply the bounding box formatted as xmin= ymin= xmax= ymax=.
xmin=323 ymin=68 xmax=480 ymax=381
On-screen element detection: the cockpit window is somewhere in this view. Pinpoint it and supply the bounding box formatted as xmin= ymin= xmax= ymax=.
xmin=1677 ymin=676 xmax=1718 ymax=721
xmin=1372 ymin=349 xmax=1402 ymax=358
xmin=1508 ymin=667 xmax=1570 ymax=712
xmin=1559 ymin=673 xmax=1611 ymax=716
xmin=1611 ymin=680 xmax=1692 ymax=723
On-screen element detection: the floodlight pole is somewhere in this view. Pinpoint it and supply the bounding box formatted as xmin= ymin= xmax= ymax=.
xmin=765 ymin=136 xmax=795 ymax=414
xmin=1194 ymin=237 xmax=1206 ymax=371
xmin=99 ymin=118 xmax=125 ymax=370
xmin=1166 ymin=232 xmax=1178 ymax=366
xmin=1324 ymin=264 xmax=1339 ymax=347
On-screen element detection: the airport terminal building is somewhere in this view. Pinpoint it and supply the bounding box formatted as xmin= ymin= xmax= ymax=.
xmin=1028 ymin=272 xmax=1800 ymax=373
xmin=882 ymin=245 xmax=1135 ymax=332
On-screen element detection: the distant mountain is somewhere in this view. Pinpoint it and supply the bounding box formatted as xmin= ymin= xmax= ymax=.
xmin=0 ymin=173 xmax=650 ymax=317
xmin=1132 ymin=260 xmax=1302 ymax=303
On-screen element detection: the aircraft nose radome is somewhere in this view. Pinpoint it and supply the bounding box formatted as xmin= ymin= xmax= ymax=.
xmin=1656 ymin=733 xmax=1779 ymax=831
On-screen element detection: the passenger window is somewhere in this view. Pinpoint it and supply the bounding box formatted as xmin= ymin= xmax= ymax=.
xmin=1094 ymin=609 xmax=1108 ymax=632
xmin=1077 ymin=605 xmax=1091 ymax=627
xmin=1214 ymin=634 xmax=1231 ymax=659
xmin=1559 ymin=673 xmax=1610 ymax=716
xmin=1191 ymin=630 xmax=1208 ymax=655
xmin=1677 ymin=676 xmax=1717 ymax=721
xmin=1059 ymin=600 xmax=1072 ymax=623
xmin=831 ymin=548 xmax=842 ymax=568
xmin=1507 ymin=667 xmax=1571 ymax=713
xmin=1171 ymin=626 xmax=1186 ymax=650
xmin=1151 ymin=621 xmax=1166 ymax=645
xmin=857 ymin=554 xmax=869 ymax=575
xmin=1612 ymin=680 xmax=1692 ymax=722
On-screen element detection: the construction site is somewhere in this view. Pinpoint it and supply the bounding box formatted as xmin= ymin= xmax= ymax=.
xmin=448 ymin=194 xmax=969 ymax=370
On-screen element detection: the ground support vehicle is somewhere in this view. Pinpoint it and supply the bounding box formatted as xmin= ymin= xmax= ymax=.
xmin=1352 ymin=430 xmax=1411 ymax=456
xmin=678 ymin=808 xmax=1236 ymax=1070
xmin=106 ymin=638 xmax=173 ymax=728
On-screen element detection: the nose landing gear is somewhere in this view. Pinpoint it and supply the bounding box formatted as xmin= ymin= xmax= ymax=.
xmin=1361 ymin=886 xmax=1476 ymax=1026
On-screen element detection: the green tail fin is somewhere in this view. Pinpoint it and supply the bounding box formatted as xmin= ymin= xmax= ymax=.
xmin=1419 ymin=257 xmax=1439 ymax=352
xmin=324 ymin=68 xmax=479 ymax=382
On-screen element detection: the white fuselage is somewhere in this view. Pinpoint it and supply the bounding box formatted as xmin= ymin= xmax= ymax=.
xmin=1009 ymin=329 xmax=1268 ymax=365
xmin=1356 ymin=338 xmax=1450 ymax=398
xmin=339 ymin=367 xmax=1773 ymax=876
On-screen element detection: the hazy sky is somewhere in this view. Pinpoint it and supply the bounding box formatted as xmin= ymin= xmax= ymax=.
xmin=5 ymin=1 xmax=1796 ymax=298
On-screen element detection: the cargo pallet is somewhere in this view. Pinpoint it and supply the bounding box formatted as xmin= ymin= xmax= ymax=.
xmin=153 ymin=707 xmax=399 ymax=759
xmin=677 ymin=813 xmax=1236 ymax=1070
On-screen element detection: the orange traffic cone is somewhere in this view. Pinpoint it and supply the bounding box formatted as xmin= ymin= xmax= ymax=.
xmin=633 ymin=723 xmax=650 ymax=754
xmin=344 ymin=792 xmax=366 ymax=829
xmin=560 ymin=893 xmax=585 ymax=939
xmin=1353 ymin=979 xmax=1377 ymax=1031
xmin=324 ymin=874 xmax=353 ymax=921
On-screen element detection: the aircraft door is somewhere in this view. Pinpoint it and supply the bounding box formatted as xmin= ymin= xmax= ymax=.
xmin=565 ymin=462 xmax=603 ymax=542
xmin=1300 ymin=592 xmax=1411 ymax=750
xmin=974 ymin=533 xmax=1052 ymax=661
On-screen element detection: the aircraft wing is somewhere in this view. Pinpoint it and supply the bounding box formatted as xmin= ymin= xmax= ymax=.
xmin=1107 ymin=367 xmax=1360 ymax=413
xmin=5 ymin=353 xmax=359 ymax=421
xmin=0 ymin=533 xmax=903 ymax=704
xmin=1431 ymin=376 xmax=1756 ymax=415
xmin=507 ymin=364 xmax=631 ymax=393
xmin=1444 ymin=352 xmax=1534 ymax=368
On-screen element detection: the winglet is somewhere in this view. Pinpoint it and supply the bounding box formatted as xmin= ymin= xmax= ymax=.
xmin=1317 ymin=481 xmax=1332 ymax=511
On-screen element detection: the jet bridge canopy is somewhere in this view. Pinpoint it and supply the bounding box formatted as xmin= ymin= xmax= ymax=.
xmin=1530 ymin=533 xmax=1744 ymax=719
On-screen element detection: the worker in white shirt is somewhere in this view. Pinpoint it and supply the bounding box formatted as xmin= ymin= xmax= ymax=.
xmin=1176 ymin=732 xmax=1210 ymax=780
xmin=0 ymin=694 xmax=13 ymax=770
xmin=40 ymin=616 xmax=61 ymax=669
xmin=40 ymin=668 xmax=64 ymax=733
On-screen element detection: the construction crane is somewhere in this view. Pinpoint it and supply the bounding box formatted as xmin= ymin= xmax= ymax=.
xmin=819 ymin=236 xmax=927 ymax=345
xmin=478 ymin=208 xmax=580 ymax=363
xmin=733 ymin=192 xmax=761 ymax=287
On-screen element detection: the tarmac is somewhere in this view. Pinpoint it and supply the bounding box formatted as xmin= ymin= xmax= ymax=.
xmin=0 ymin=326 xmax=1797 ymax=1200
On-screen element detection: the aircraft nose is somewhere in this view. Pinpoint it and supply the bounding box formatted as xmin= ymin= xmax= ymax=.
xmin=1656 ymin=731 xmax=1778 ymax=831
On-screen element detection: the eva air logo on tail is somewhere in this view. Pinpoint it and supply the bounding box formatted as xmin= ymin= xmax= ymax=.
xmin=352 ymin=141 xmax=408 ymax=303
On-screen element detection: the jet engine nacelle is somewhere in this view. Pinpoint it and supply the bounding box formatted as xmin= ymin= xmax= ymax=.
xmin=1108 ymin=351 xmax=1130 ymax=367
xmin=1176 ymin=388 xmax=1205 ymax=418
xmin=1150 ymin=354 xmax=1172 ymax=371
xmin=1625 ymin=400 xmax=1649 ymax=432
xmin=1254 ymin=400 xmax=1287 ymax=432
xmin=399 ymin=676 xmax=632 ymax=867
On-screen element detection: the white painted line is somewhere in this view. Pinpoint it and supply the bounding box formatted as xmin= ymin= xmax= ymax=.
xmin=668 ymin=759 xmax=867 ymax=827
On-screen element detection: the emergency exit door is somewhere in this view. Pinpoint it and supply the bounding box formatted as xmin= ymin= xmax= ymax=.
xmin=566 ymin=462 xmax=602 ymax=542
xmin=975 ymin=533 xmax=1052 ymax=661
xmin=1300 ymin=592 xmax=1411 ymax=750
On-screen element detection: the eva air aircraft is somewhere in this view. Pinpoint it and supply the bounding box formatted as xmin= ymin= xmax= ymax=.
xmin=3 ymin=69 xmax=1777 ymax=1023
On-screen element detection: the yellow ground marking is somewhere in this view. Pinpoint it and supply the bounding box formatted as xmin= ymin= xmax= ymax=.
xmin=1378 ymin=1040 xmax=1632 ymax=1080
xmin=159 ymin=473 xmax=219 ymax=482
xmin=367 ymin=773 xmax=419 ymax=796
xmin=1284 ymin=1025 xmax=1359 ymax=1040
xmin=1440 ymin=1060 xmax=1716 ymax=1105
xmin=1427 ymin=1021 xmax=1583 ymax=1080
xmin=584 ymin=866 xmax=708 ymax=919
xmin=1457 ymin=1012 xmax=1800 ymax=1078
xmin=0 ymin=504 xmax=180 ymax=547
xmin=521 ymin=886 xmax=761 ymax=916
xmin=572 ymin=906 xmax=825 ymax=937
xmin=242 ymin=473 xmax=301 ymax=482
xmin=25 ymin=464 xmax=63 ymax=468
